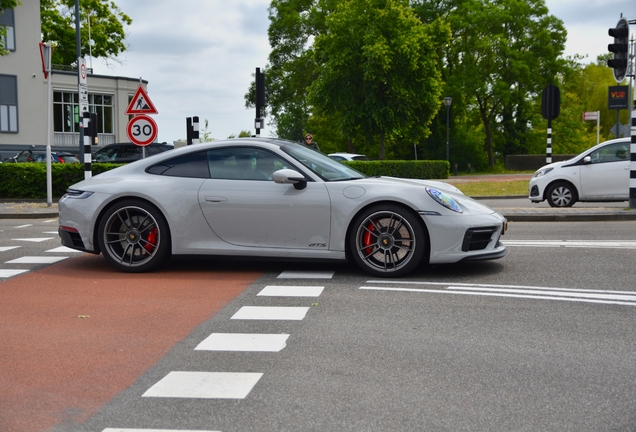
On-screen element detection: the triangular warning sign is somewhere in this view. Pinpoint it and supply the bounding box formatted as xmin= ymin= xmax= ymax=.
xmin=125 ymin=85 xmax=158 ymax=115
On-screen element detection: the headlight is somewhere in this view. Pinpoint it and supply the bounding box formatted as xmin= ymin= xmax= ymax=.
xmin=426 ymin=187 xmax=463 ymax=213
xmin=532 ymin=167 xmax=553 ymax=178
xmin=63 ymin=189 xmax=93 ymax=199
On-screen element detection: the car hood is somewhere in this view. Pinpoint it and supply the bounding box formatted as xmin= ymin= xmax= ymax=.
xmin=354 ymin=176 xmax=500 ymax=216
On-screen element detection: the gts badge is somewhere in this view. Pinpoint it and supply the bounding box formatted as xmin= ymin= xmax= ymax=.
xmin=309 ymin=243 xmax=326 ymax=248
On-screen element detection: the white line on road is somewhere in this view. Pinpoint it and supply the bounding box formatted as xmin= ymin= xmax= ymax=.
xmin=362 ymin=280 xmax=636 ymax=306
xmin=503 ymin=240 xmax=636 ymax=249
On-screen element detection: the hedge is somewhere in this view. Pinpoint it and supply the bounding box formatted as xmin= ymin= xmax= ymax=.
xmin=343 ymin=160 xmax=449 ymax=179
xmin=0 ymin=163 xmax=123 ymax=199
xmin=0 ymin=160 xmax=449 ymax=199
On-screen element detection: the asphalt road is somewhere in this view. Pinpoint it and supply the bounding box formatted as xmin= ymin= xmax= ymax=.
xmin=2 ymin=218 xmax=636 ymax=431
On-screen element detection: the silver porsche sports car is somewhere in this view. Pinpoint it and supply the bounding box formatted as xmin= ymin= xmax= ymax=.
xmin=58 ymin=138 xmax=507 ymax=277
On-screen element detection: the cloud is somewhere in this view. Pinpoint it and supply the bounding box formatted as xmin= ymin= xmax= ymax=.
xmin=92 ymin=0 xmax=271 ymax=142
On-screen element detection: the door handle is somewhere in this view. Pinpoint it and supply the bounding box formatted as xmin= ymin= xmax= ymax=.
xmin=204 ymin=196 xmax=228 ymax=203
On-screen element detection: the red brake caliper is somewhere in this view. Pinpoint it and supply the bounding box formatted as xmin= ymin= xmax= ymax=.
xmin=363 ymin=222 xmax=375 ymax=255
xmin=144 ymin=227 xmax=158 ymax=253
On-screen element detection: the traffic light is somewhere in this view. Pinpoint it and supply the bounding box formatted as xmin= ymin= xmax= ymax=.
xmin=608 ymin=17 xmax=630 ymax=82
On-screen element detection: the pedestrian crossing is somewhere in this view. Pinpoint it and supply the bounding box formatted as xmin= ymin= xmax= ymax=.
xmin=100 ymin=271 xmax=332 ymax=431
xmin=0 ymin=220 xmax=81 ymax=279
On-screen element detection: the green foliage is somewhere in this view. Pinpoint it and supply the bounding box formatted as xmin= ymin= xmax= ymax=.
xmin=343 ymin=160 xmax=449 ymax=179
xmin=437 ymin=0 xmax=567 ymax=168
xmin=310 ymin=0 xmax=450 ymax=159
xmin=0 ymin=163 xmax=122 ymax=199
xmin=252 ymin=0 xmax=616 ymax=168
xmin=40 ymin=0 xmax=132 ymax=66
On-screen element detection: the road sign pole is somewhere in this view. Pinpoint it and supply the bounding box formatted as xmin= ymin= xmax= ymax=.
xmin=83 ymin=112 xmax=92 ymax=180
xmin=630 ymin=103 xmax=636 ymax=209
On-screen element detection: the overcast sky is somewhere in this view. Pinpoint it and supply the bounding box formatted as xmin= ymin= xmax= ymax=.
xmin=90 ymin=0 xmax=634 ymax=144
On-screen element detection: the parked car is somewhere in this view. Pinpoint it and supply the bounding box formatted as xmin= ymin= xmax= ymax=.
xmin=92 ymin=142 xmax=173 ymax=164
xmin=4 ymin=150 xmax=79 ymax=164
xmin=58 ymin=138 xmax=507 ymax=277
xmin=328 ymin=152 xmax=369 ymax=161
xmin=529 ymin=137 xmax=631 ymax=207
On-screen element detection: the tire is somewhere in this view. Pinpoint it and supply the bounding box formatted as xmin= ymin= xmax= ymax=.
xmin=349 ymin=204 xmax=427 ymax=277
xmin=97 ymin=200 xmax=171 ymax=272
xmin=546 ymin=182 xmax=577 ymax=207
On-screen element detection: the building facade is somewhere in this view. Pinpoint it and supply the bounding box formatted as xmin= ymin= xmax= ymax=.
xmin=0 ymin=2 xmax=147 ymax=161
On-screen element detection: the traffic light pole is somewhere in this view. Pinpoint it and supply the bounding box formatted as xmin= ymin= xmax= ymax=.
xmin=609 ymin=16 xmax=636 ymax=208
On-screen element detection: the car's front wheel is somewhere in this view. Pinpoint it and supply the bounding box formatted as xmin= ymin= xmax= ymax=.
xmin=349 ymin=204 xmax=427 ymax=277
xmin=97 ymin=200 xmax=171 ymax=272
xmin=546 ymin=182 xmax=577 ymax=207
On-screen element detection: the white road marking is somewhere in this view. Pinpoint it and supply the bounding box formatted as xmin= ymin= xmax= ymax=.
xmin=231 ymin=306 xmax=310 ymax=320
xmin=195 ymin=333 xmax=290 ymax=352
xmin=46 ymin=246 xmax=82 ymax=253
xmin=5 ymin=256 xmax=68 ymax=264
xmin=363 ymin=280 xmax=636 ymax=306
xmin=277 ymin=270 xmax=334 ymax=279
xmin=43 ymin=220 xmax=57 ymax=223
xmin=0 ymin=269 xmax=29 ymax=278
xmin=103 ymin=429 xmax=220 ymax=432
xmin=11 ymin=237 xmax=55 ymax=243
xmin=14 ymin=224 xmax=33 ymax=228
xmin=258 ymin=285 xmax=324 ymax=297
xmin=142 ymin=371 xmax=263 ymax=399
xmin=0 ymin=246 xmax=20 ymax=252
xmin=43 ymin=231 xmax=58 ymax=234
xmin=503 ymin=240 xmax=636 ymax=249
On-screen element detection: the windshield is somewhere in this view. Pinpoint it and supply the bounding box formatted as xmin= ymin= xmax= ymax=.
xmin=282 ymin=143 xmax=366 ymax=181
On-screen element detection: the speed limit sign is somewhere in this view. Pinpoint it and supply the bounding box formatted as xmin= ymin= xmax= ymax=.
xmin=126 ymin=114 xmax=158 ymax=146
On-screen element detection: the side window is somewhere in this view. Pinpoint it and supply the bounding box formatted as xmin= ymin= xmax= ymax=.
xmin=589 ymin=143 xmax=629 ymax=164
xmin=207 ymin=147 xmax=290 ymax=181
xmin=147 ymin=151 xmax=210 ymax=178
xmin=0 ymin=74 xmax=18 ymax=132
xmin=93 ymin=146 xmax=119 ymax=162
xmin=147 ymin=146 xmax=164 ymax=156
xmin=119 ymin=145 xmax=141 ymax=161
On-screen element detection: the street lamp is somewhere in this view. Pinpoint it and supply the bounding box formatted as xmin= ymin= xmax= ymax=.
xmin=443 ymin=97 xmax=452 ymax=162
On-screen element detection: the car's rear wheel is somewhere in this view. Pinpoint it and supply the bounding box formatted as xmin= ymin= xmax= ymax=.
xmin=97 ymin=200 xmax=171 ymax=272
xmin=546 ymin=182 xmax=577 ymax=207
xmin=349 ymin=204 xmax=427 ymax=277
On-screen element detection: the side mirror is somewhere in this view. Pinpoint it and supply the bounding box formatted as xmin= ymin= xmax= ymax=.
xmin=583 ymin=156 xmax=591 ymax=164
xmin=272 ymin=169 xmax=307 ymax=190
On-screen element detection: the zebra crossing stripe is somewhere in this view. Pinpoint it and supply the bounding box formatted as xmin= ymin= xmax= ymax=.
xmin=258 ymin=285 xmax=324 ymax=297
xmin=103 ymin=429 xmax=220 ymax=432
xmin=195 ymin=333 xmax=289 ymax=352
xmin=0 ymin=269 xmax=29 ymax=278
xmin=231 ymin=306 xmax=310 ymax=320
xmin=142 ymin=371 xmax=263 ymax=399
xmin=5 ymin=256 xmax=67 ymax=264
xmin=277 ymin=270 xmax=334 ymax=279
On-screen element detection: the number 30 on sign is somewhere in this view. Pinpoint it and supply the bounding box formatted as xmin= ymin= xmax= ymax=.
xmin=127 ymin=114 xmax=158 ymax=146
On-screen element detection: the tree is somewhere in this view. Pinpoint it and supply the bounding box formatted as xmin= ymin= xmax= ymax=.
xmin=245 ymin=0 xmax=336 ymax=141
xmin=40 ymin=0 xmax=131 ymax=66
xmin=435 ymin=0 xmax=566 ymax=167
xmin=310 ymin=0 xmax=450 ymax=159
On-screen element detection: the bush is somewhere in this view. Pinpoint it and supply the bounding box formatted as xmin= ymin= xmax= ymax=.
xmin=0 ymin=163 xmax=123 ymax=199
xmin=343 ymin=160 xmax=449 ymax=179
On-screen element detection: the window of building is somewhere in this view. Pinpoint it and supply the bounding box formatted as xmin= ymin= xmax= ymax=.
xmin=53 ymin=91 xmax=113 ymax=134
xmin=0 ymin=9 xmax=15 ymax=51
xmin=0 ymin=74 xmax=18 ymax=132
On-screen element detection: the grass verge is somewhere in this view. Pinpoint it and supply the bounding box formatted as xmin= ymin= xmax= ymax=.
xmin=452 ymin=180 xmax=528 ymax=197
